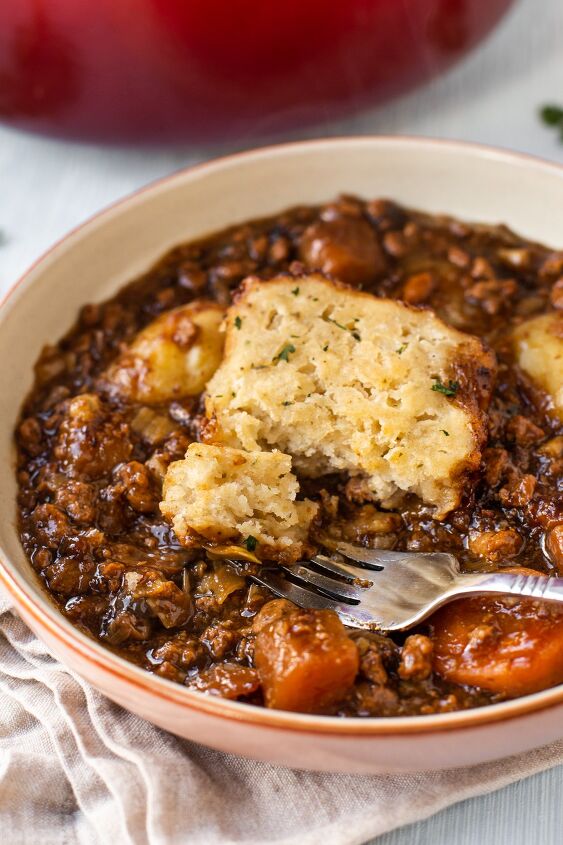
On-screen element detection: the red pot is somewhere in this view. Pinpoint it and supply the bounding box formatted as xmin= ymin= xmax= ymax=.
xmin=0 ymin=0 xmax=513 ymax=145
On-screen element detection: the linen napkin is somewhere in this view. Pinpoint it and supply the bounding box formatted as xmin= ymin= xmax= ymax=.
xmin=1 ymin=590 xmax=562 ymax=845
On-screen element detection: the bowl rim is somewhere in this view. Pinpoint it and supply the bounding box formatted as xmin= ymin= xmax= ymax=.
xmin=3 ymin=133 xmax=563 ymax=738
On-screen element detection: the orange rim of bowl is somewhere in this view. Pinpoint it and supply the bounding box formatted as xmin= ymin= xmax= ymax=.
xmin=3 ymin=135 xmax=563 ymax=738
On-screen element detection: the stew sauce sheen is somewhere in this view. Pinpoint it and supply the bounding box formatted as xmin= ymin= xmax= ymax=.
xmin=16 ymin=196 xmax=563 ymax=716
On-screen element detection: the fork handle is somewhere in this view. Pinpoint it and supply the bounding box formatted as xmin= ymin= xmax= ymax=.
xmin=450 ymin=571 xmax=563 ymax=604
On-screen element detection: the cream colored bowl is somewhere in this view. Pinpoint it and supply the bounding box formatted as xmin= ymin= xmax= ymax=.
xmin=1 ymin=137 xmax=562 ymax=773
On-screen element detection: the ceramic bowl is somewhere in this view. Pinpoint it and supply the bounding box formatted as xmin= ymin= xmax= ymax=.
xmin=1 ymin=137 xmax=562 ymax=773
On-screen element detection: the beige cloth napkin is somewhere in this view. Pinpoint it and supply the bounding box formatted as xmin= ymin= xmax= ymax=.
xmin=1 ymin=591 xmax=562 ymax=845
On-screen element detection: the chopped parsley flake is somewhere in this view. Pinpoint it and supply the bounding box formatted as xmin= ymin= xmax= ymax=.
xmin=273 ymin=342 xmax=296 ymax=363
xmin=432 ymin=378 xmax=460 ymax=397
xmin=324 ymin=315 xmax=361 ymax=341
xmin=291 ymin=286 xmax=300 ymax=296
xmin=323 ymin=343 xmax=329 ymax=352
xmin=244 ymin=535 xmax=257 ymax=552
xmin=441 ymin=429 xmax=450 ymax=436
xmin=396 ymin=343 xmax=408 ymax=355
xmin=282 ymin=401 xmax=293 ymax=406
xmin=234 ymin=315 xmax=242 ymax=330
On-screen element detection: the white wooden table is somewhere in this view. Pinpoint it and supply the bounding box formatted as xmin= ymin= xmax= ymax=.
xmin=1 ymin=0 xmax=562 ymax=841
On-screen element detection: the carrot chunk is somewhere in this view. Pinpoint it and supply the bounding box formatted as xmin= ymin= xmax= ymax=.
xmin=431 ymin=569 xmax=563 ymax=697
xmin=253 ymin=599 xmax=359 ymax=712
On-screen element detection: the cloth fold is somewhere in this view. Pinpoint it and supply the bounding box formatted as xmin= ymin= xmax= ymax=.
xmin=0 ymin=590 xmax=562 ymax=845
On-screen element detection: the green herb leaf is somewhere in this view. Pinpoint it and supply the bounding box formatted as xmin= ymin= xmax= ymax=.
xmin=234 ymin=315 xmax=242 ymax=330
xmin=326 ymin=316 xmax=349 ymax=331
xmin=244 ymin=535 xmax=257 ymax=552
xmin=323 ymin=316 xmax=361 ymax=341
xmin=282 ymin=400 xmax=293 ymax=406
xmin=396 ymin=343 xmax=408 ymax=355
xmin=540 ymin=104 xmax=563 ymax=126
xmin=273 ymin=342 xmax=296 ymax=363
xmin=322 ymin=343 xmax=329 ymax=352
xmin=432 ymin=378 xmax=460 ymax=397
xmin=441 ymin=429 xmax=450 ymax=436
xmin=291 ymin=286 xmax=300 ymax=296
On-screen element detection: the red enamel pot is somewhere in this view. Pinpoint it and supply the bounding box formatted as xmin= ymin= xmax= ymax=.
xmin=0 ymin=0 xmax=513 ymax=145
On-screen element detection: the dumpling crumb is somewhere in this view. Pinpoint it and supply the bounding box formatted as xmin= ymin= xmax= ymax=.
xmin=160 ymin=443 xmax=318 ymax=563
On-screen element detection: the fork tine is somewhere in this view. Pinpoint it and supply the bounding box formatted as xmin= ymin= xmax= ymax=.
xmin=280 ymin=564 xmax=365 ymax=601
xmin=332 ymin=541 xmax=461 ymax=577
xmin=250 ymin=569 xmax=351 ymax=613
xmin=312 ymin=554 xmax=379 ymax=581
xmin=331 ymin=540 xmax=406 ymax=567
xmin=253 ymin=567 xmax=381 ymax=629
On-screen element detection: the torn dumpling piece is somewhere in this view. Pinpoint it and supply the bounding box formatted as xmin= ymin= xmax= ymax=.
xmin=511 ymin=312 xmax=563 ymax=420
xmin=205 ymin=274 xmax=496 ymax=518
xmin=104 ymin=300 xmax=225 ymax=404
xmin=160 ymin=443 xmax=319 ymax=563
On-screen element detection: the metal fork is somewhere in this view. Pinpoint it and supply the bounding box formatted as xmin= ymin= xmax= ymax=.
xmin=235 ymin=541 xmax=563 ymax=631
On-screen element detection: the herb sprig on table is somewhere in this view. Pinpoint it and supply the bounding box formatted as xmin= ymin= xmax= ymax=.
xmin=540 ymin=104 xmax=563 ymax=139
